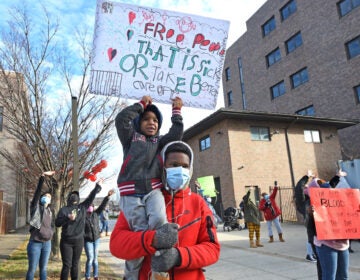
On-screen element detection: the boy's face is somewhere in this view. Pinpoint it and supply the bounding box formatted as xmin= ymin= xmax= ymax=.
xmin=140 ymin=111 xmax=159 ymax=136
xmin=165 ymin=152 xmax=190 ymax=169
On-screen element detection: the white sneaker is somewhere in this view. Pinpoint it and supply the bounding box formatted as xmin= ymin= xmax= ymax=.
xmin=305 ymin=254 xmax=317 ymax=262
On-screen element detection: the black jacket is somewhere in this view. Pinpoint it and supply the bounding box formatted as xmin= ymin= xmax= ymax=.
xmin=55 ymin=184 xmax=101 ymax=241
xmin=84 ymin=196 xmax=110 ymax=242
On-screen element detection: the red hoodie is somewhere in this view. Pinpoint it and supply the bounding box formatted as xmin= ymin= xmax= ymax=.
xmin=110 ymin=187 xmax=220 ymax=280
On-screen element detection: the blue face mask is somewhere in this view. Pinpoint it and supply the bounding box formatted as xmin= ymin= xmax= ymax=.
xmin=166 ymin=166 xmax=190 ymax=192
xmin=41 ymin=196 xmax=51 ymax=205
xmin=264 ymin=195 xmax=270 ymax=200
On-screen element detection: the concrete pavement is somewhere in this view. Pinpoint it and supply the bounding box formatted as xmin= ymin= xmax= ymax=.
xmin=99 ymin=220 xmax=360 ymax=279
xmin=1 ymin=221 xmax=360 ymax=279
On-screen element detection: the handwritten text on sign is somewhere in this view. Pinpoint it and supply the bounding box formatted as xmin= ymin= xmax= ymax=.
xmin=90 ymin=0 xmax=230 ymax=109
xmin=309 ymin=188 xmax=360 ymax=240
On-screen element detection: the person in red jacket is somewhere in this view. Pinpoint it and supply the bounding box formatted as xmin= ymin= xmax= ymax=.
xmin=259 ymin=183 xmax=285 ymax=243
xmin=110 ymin=141 xmax=220 ymax=280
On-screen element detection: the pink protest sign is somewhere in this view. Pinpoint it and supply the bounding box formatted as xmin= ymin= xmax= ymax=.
xmin=90 ymin=0 xmax=230 ymax=109
xmin=309 ymin=188 xmax=360 ymax=240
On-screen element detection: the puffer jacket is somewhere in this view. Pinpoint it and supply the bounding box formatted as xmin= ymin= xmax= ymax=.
xmin=115 ymin=102 xmax=183 ymax=196
xmin=259 ymin=186 xmax=281 ymax=221
xmin=110 ymin=187 xmax=220 ymax=280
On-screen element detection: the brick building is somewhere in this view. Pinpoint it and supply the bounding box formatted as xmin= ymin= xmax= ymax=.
xmin=183 ymin=109 xmax=357 ymax=218
xmin=0 ymin=72 xmax=28 ymax=233
xmin=222 ymin=0 xmax=360 ymax=159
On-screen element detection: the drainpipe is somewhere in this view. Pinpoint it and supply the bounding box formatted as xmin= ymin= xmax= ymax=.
xmin=284 ymin=128 xmax=295 ymax=188
xmin=284 ymin=117 xmax=299 ymax=188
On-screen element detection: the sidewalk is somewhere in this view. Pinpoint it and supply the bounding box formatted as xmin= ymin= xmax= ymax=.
xmin=1 ymin=221 xmax=360 ymax=279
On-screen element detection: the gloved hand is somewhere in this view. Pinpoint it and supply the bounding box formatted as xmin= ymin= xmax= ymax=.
xmin=152 ymin=248 xmax=180 ymax=272
xmin=152 ymin=223 xmax=178 ymax=249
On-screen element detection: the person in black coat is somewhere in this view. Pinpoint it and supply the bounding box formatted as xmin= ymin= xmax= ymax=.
xmin=55 ymin=181 xmax=102 ymax=280
xmin=84 ymin=189 xmax=114 ymax=280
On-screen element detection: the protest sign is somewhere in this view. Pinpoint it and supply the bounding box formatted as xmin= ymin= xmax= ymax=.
xmin=90 ymin=0 xmax=230 ymax=109
xmin=309 ymin=188 xmax=360 ymax=240
xmin=197 ymin=176 xmax=217 ymax=197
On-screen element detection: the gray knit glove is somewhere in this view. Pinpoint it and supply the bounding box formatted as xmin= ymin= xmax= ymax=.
xmin=152 ymin=248 xmax=180 ymax=272
xmin=152 ymin=223 xmax=178 ymax=249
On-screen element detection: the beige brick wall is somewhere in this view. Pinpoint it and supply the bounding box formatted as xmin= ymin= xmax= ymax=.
xmin=187 ymin=118 xmax=341 ymax=210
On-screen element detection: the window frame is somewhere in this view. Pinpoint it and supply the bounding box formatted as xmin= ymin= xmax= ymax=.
xmin=250 ymin=126 xmax=270 ymax=141
xmin=296 ymin=105 xmax=315 ymax=116
xmin=280 ymin=0 xmax=297 ymax=21
xmin=270 ymin=81 xmax=286 ymax=100
xmin=285 ymin=31 xmax=303 ymax=54
xmin=346 ymin=35 xmax=360 ymax=59
xmin=338 ymin=0 xmax=360 ymax=17
xmin=304 ymin=129 xmax=321 ymax=143
xmin=227 ymin=90 xmax=233 ymax=106
xmin=266 ymin=47 xmax=281 ymax=67
xmin=225 ymin=67 xmax=231 ymax=81
xmin=354 ymin=84 xmax=360 ymax=104
xmin=290 ymin=67 xmax=309 ymax=89
xmin=262 ymin=16 xmax=276 ymax=37
xmin=199 ymin=135 xmax=211 ymax=151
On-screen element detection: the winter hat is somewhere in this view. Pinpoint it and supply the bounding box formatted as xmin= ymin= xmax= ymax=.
xmin=133 ymin=104 xmax=163 ymax=133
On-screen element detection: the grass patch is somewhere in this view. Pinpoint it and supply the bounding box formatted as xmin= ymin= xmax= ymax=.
xmin=0 ymin=239 xmax=120 ymax=279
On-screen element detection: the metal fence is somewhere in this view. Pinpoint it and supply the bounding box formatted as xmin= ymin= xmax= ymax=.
xmin=269 ymin=186 xmax=298 ymax=223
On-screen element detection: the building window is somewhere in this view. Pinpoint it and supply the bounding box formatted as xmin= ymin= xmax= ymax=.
xmin=199 ymin=135 xmax=211 ymax=151
xmin=280 ymin=0 xmax=297 ymax=21
xmin=346 ymin=35 xmax=360 ymax=59
xmin=291 ymin=68 xmax=309 ymax=88
xmin=285 ymin=32 xmax=303 ymax=54
xmin=262 ymin=16 xmax=276 ymax=37
xmin=355 ymin=84 xmax=360 ymax=104
xmin=227 ymin=91 xmax=233 ymax=106
xmin=225 ymin=67 xmax=231 ymax=81
xmin=338 ymin=0 xmax=360 ymax=17
xmin=271 ymin=81 xmax=286 ymax=99
xmin=304 ymin=129 xmax=321 ymax=143
xmin=296 ymin=105 xmax=315 ymax=116
xmin=0 ymin=107 xmax=3 ymax=132
xmin=266 ymin=47 xmax=281 ymax=67
xmin=250 ymin=126 xmax=270 ymax=141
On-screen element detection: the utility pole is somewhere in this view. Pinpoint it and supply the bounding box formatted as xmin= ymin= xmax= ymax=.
xmin=71 ymin=96 xmax=79 ymax=191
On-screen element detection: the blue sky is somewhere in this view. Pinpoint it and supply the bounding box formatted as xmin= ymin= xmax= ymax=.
xmin=0 ymin=0 xmax=267 ymax=197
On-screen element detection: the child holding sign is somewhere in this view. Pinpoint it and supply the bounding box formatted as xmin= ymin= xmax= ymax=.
xmin=115 ymin=95 xmax=183 ymax=280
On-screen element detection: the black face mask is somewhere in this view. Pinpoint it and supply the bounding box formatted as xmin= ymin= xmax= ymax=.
xmin=68 ymin=193 xmax=79 ymax=205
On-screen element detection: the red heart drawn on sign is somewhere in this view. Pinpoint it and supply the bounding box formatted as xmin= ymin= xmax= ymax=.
xmin=209 ymin=42 xmax=221 ymax=52
xmin=107 ymin=48 xmax=117 ymax=62
xmin=129 ymin=11 xmax=136 ymax=24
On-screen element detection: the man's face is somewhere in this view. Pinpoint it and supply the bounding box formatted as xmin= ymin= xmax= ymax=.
xmin=140 ymin=111 xmax=159 ymax=136
xmin=165 ymin=152 xmax=190 ymax=169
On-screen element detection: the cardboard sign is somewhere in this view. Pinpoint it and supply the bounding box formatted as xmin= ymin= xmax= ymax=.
xmin=90 ymin=0 xmax=230 ymax=109
xmin=197 ymin=176 xmax=217 ymax=197
xmin=309 ymin=188 xmax=360 ymax=240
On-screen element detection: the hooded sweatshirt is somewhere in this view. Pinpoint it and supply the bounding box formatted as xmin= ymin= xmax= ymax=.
xmin=110 ymin=141 xmax=220 ymax=280
xmin=115 ymin=101 xmax=183 ymax=196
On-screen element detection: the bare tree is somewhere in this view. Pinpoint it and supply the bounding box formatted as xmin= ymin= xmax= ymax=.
xmin=0 ymin=4 xmax=124 ymax=258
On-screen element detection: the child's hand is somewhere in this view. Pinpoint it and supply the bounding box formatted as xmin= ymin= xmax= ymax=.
xmin=43 ymin=171 xmax=55 ymax=176
xmin=171 ymin=97 xmax=183 ymax=109
xmin=141 ymin=95 xmax=152 ymax=106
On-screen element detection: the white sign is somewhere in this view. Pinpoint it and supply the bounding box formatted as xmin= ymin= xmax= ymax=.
xmin=90 ymin=0 xmax=230 ymax=109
